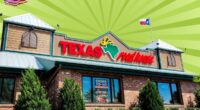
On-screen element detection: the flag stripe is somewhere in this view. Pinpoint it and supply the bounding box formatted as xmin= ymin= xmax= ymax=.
xmin=139 ymin=18 xmax=150 ymax=25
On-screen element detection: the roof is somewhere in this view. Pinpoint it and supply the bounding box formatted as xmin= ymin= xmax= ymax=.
xmin=140 ymin=39 xmax=183 ymax=52
xmin=0 ymin=52 xmax=43 ymax=70
xmin=4 ymin=13 xmax=55 ymax=31
xmin=36 ymin=55 xmax=193 ymax=76
xmin=0 ymin=51 xmax=194 ymax=80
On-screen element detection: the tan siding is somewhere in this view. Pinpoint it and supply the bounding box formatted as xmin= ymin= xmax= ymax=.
xmin=6 ymin=24 xmax=51 ymax=55
xmin=53 ymin=34 xmax=159 ymax=68
xmin=159 ymin=50 xmax=183 ymax=71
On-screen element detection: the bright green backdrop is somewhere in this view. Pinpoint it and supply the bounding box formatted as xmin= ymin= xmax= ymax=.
xmin=0 ymin=0 xmax=200 ymax=74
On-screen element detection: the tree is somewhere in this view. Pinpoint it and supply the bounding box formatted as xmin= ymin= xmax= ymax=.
xmin=194 ymin=88 xmax=200 ymax=108
xmin=16 ymin=69 xmax=51 ymax=110
xmin=60 ymin=78 xmax=85 ymax=110
xmin=138 ymin=80 xmax=164 ymax=110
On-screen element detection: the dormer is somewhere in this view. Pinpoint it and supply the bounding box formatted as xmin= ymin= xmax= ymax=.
xmin=141 ymin=39 xmax=184 ymax=71
xmin=1 ymin=13 xmax=55 ymax=55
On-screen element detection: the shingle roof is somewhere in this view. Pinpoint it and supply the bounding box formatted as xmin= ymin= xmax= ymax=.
xmin=4 ymin=13 xmax=55 ymax=30
xmin=140 ymin=39 xmax=182 ymax=52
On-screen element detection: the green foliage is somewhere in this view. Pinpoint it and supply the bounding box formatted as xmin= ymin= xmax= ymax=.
xmin=194 ymin=88 xmax=200 ymax=108
xmin=118 ymin=108 xmax=126 ymax=110
xmin=15 ymin=69 xmax=51 ymax=110
xmin=131 ymin=107 xmax=141 ymax=110
xmin=193 ymin=76 xmax=200 ymax=83
xmin=138 ymin=80 xmax=164 ymax=110
xmin=108 ymin=108 xmax=112 ymax=110
xmin=185 ymin=108 xmax=200 ymax=110
xmin=165 ymin=107 xmax=179 ymax=110
xmin=60 ymin=78 xmax=85 ymax=110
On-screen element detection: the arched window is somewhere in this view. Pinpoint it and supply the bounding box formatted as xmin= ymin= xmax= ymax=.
xmin=21 ymin=29 xmax=37 ymax=48
xmin=167 ymin=53 xmax=176 ymax=66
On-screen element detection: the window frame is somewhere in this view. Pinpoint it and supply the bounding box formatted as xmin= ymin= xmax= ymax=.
xmin=167 ymin=52 xmax=176 ymax=67
xmin=0 ymin=77 xmax=16 ymax=104
xmin=153 ymin=80 xmax=182 ymax=105
xmin=21 ymin=29 xmax=38 ymax=49
xmin=82 ymin=76 xmax=122 ymax=104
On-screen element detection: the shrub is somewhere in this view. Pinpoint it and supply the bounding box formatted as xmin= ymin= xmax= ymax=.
xmin=118 ymin=108 xmax=126 ymax=110
xmin=170 ymin=108 xmax=179 ymax=110
xmin=185 ymin=108 xmax=200 ymax=110
xmin=15 ymin=69 xmax=51 ymax=110
xmin=131 ymin=107 xmax=141 ymax=110
xmin=60 ymin=78 xmax=85 ymax=110
xmin=138 ymin=80 xmax=164 ymax=110
xmin=194 ymin=88 xmax=200 ymax=108
xmin=165 ymin=107 xmax=179 ymax=110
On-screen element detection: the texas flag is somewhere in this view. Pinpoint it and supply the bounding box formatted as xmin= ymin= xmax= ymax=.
xmin=139 ymin=18 xmax=150 ymax=25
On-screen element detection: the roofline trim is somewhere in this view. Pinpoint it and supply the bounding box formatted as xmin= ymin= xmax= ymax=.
xmin=54 ymin=31 xmax=155 ymax=52
xmin=58 ymin=62 xmax=194 ymax=80
xmin=4 ymin=21 xmax=55 ymax=31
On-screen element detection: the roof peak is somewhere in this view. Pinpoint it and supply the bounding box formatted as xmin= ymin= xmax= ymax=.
xmin=141 ymin=39 xmax=183 ymax=52
xmin=4 ymin=13 xmax=55 ymax=31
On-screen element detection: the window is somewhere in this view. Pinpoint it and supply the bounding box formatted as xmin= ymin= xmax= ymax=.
xmin=167 ymin=53 xmax=176 ymax=66
xmin=21 ymin=29 xmax=37 ymax=48
xmin=0 ymin=78 xmax=15 ymax=104
xmin=82 ymin=76 xmax=121 ymax=103
xmin=154 ymin=81 xmax=181 ymax=104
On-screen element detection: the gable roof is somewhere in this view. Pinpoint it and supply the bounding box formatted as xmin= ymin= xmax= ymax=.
xmin=55 ymin=32 xmax=150 ymax=52
xmin=140 ymin=39 xmax=183 ymax=52
xmin=4 ymin=13 xmax=55 ymax=31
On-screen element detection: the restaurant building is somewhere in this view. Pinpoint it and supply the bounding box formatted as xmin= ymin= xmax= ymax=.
xmin=0 ymin=13 xmax=199 ymax=110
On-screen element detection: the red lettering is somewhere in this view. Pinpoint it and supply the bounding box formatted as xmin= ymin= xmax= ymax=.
xmin=59 ymin=41 xmax=103 ymax=58
xmin=121 ymin=52 xmax=127 ymax=61
xmin=94 ymin=47 xmax=102 ymax=58
xmin=116 ymin=52 xmax=127 ymax=61
xmin=77 ymin=44 xmax=85 ymax=56
xmin=147 ymin=56 xmax=154 ymax=64
xmin=68 ymin=42 xmax=77 ymax=55
xmin=133 ymin=52 xmax=141 ymax=63
xmin=141 ymin=56 xmax=148 ymax=64
xmin=125 ymin=52 xmax=137 ymax=63
xmin=116 ymin=52 xmax=123 ymax=61
xmin=116 ymin=51 xmax=154 ymax=65
xmin=125 ymin=53 xmax=133 ymax=63
xmin=86 ymin=45 xmax=94 ymax=57
xmin=59 ymin=41 xmax=69 ymax=54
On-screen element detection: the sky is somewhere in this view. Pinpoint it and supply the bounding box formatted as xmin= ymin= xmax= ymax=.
xmin=0 ymin=0 xmax=200 ymax=74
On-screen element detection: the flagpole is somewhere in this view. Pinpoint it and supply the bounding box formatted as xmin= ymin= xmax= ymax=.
xmin=148 ymin=18 xmax=154 ymax=42
xmin=139 ymin=18 xmax=154 ymax=42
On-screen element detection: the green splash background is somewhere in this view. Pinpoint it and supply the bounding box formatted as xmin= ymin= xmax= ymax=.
xmin=0 ymin=0 xmax=200 ymax=74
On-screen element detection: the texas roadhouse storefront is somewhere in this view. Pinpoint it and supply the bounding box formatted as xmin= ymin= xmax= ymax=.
xmin=0 ymin=14 xmax=199 ymax=110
